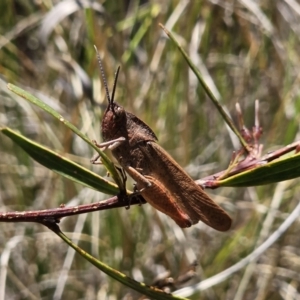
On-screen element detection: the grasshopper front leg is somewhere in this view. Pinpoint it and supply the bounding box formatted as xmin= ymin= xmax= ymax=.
xmin=93 ymin=137 xmax=126 ymax=150
xmin=91 ymin=137 xmax=126 ymax=164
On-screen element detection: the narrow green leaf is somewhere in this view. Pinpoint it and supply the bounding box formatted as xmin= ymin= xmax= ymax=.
xmin=159 ymin=24 xmax=250 ymax=152
xmin=218 ymin=152 xmax=300 ymax=187
xmin=1 ymin=127 xmax=119 ymax=195
xmin=54 ymin=226 xmax=189 ymax=300
xmin=6 ymin=83 xmax=124 ymax=190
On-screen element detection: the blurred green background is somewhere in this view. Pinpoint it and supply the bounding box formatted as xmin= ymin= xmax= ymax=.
xmin=1 ymin=0 xmax=300 ymax=299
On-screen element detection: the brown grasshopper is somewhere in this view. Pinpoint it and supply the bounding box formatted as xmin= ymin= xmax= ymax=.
xmin=92 ymin=47 xmax=231 ymax=231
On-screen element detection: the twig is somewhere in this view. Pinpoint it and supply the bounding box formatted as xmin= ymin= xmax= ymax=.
xmin=0 ymin=194 xmax=146 ymax=223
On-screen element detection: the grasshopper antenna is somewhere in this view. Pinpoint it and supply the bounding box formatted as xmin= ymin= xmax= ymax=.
xmin=94 ymin=45 xmax=112 ymax=107
xmin=94 ymin=45 xmax=120 ymax=108
xmin=111 ymin=66 xmax=120 ymax=103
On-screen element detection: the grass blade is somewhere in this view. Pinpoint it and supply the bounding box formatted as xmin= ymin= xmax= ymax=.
xmin=52 ymin=224 xmax=189 ymax=300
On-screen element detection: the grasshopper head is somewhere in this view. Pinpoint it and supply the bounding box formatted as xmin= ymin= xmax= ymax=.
xmin=94 ymin=46 xmax=127 ymax=142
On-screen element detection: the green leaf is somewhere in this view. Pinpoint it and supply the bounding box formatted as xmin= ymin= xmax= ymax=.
xmin=54 ymin=226 xmax=189 ymax=300
xmin=6 ymin=83 xmax=125 ymax=190
xmin=218 ymin=152 xmax=300 ymax=187
xmin=159 ymin=24 xmax=250 ymax=151
xmin=1 ymin=127 xmax=119 ymax=195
